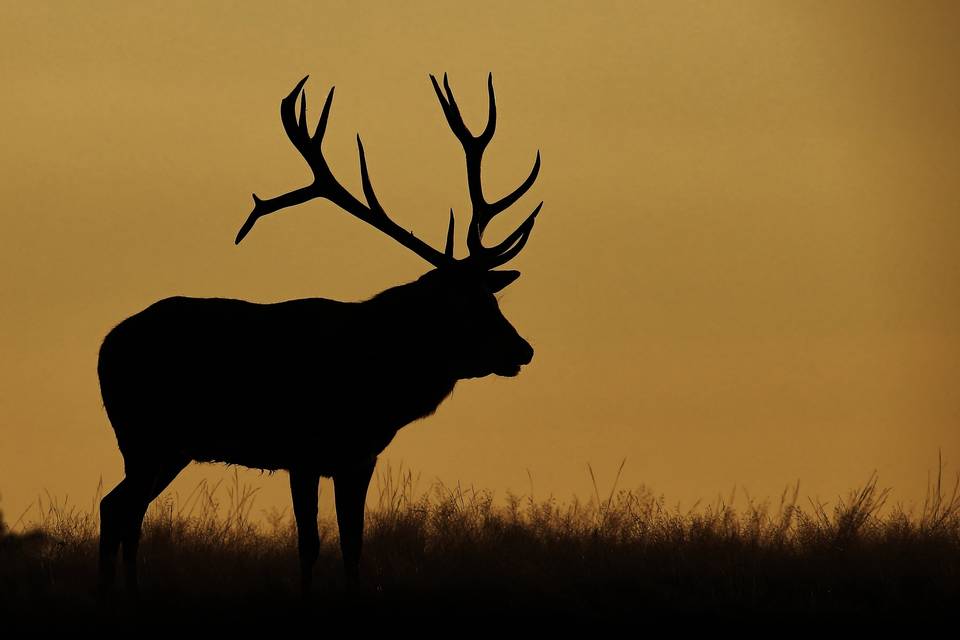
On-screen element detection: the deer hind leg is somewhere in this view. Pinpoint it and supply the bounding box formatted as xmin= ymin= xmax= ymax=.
xmin=334 ymin=456 xmax=377 ymax=585
xmin=99 ymin=456 xmax=187 ymax=595
xmin=119 ymin=457 xmax=189 ymax=594
xmin=290 ymin=468 xmax=321 ymax=596
xmin=99 ymin=476 xmax=132 ymax=593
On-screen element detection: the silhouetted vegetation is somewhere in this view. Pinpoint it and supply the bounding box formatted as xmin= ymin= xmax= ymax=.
xmin=2 ymin=463 xmax=959 ymax=627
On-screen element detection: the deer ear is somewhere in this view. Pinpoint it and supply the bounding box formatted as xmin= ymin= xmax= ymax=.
xmin=484 ymin=269 xmax=521 ymax=292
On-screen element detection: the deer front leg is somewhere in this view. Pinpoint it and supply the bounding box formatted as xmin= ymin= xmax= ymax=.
xmin=290 ymin=468 xmax=321 ymax=596
xmin=334 ymin=456 xmax=377 ymax=586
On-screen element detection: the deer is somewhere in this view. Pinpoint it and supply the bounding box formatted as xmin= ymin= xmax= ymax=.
xmin=96 ymin=72 xmax=543 ymax=596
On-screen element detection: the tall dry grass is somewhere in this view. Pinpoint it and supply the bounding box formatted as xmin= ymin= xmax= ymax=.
xmin=2 ymin=459 xmax=959 ymax=623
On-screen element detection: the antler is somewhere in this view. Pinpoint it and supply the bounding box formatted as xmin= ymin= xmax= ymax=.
xmin=430 ymin=73 xmax=543 ymax=270
xmin=235 ymin=76 xmax=454 ymax=268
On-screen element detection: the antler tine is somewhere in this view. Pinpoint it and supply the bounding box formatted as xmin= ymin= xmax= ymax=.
xmin=429 ymin=72 xmax=542 ymax=267
xmin=236 ymin=77 xmax=452 ymax=269
xmin=480 ymin=72 xmax=497 ymax=145
xmin=483 ymin=201 xmax=543 ymax=269
xmin=444 ymin=209 xmax=456 ymax=259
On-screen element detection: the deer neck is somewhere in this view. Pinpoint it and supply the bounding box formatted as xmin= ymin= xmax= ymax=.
xmin=359 ymin=282 xmax=458 ymax=384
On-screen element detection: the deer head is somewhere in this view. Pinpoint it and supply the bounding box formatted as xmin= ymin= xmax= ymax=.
xmin=235 ymin=73 xmax=542 ymax=379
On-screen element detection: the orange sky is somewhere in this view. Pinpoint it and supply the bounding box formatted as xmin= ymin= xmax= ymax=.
xmin=1 ymin=2 xmax=958 ymax=524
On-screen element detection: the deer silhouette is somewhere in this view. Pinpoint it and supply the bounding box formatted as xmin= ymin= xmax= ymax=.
xmin=97 ymin=73 xmax=543 ymax=595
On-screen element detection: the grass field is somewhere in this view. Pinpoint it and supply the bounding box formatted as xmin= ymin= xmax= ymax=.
xmin=2 ymin=461 xmax=959 ymax=627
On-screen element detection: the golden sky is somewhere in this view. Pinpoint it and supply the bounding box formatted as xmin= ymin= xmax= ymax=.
xmin=2 ymin=1 xmax=958 ymax=523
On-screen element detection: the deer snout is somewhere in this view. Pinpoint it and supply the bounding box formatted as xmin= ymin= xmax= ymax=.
xmin=517 ymin=338 xmax=534 ymax=365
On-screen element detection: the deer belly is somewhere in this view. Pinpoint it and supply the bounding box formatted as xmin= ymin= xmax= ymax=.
xmin=184 ymin=422 xmax=397 ymax=473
